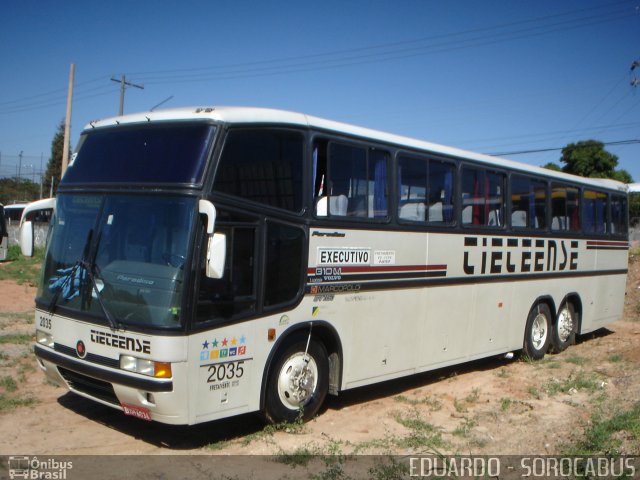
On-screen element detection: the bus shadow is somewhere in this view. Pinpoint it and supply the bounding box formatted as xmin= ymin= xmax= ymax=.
xmin=55 ymin=327 xmax=614 ymax=449
xmin=323 ymin=327 xmax=615 ymax=413
xmin=56 ymin=393 xmax=267 ymax=449
xmin=323 ymin=355 xmax=508 ymax=414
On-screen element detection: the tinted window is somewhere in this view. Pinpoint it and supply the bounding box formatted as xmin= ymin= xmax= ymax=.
xmin=551 ymin=183 xmax=580 ymax=232
xmin=583 ymin=190 xmax=607 ymax=234
xmin=398 ymin=155 xmax=454 ymax=224
xmin=461 ymin=167 xmax=505 ymax=227
xmin=196 ymin=210 xmax=258 ymax=324
xmin=510 ymin=175 xmax=547 ymax=230
xmin=214 ymin=129 xmax=304 ymax=212
xmin=63 ymin=123 xmax=215 ymax=185
xmin=264 ymin=222 xmax=304 ymax=307
xmin=611 ymin=194 xmax=628 ymax=236
xmin=0 ymin=207 xmax=6 ymax=236
xmin=314 ymin=141 xmax=389 ymax=219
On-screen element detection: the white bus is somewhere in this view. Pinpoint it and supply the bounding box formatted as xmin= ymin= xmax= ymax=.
xmin=29 ymin=107 xmax=628 ymax=426
xmin=0 ymin=204 xmax=7 ymax=261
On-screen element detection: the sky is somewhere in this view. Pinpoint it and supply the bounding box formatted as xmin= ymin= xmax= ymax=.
xmin=0 ymin=0 xmax=638 ymax=187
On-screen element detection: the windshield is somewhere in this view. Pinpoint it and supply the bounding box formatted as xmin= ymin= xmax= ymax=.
xmin=62 ymin=123 xmax=215 ymax=186
xmin=38 ymin=194 xmax=197 ymax=329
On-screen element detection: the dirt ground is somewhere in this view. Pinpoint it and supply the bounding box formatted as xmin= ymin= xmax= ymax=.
xmin=0 ymin=259 xmax=639 ymax=461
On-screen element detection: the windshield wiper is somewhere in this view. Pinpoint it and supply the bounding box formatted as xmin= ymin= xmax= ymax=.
xmin=47 ymin=228 xmax=93 ymax=315
xmin=79 ymin=259 xmax=121 ymax=331
xmin=47 ymin=229 xmax=121 ymax=331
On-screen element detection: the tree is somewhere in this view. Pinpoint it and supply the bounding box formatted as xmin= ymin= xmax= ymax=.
xmin=542 ymin=162 xmax=562 ymax=172
xmin=0 ymin=177 xmax=40 ymax=205
xmin=42 ymin=120 xmax=70 ymax=196
xmin=559 ymin=140 xmax=631 ymax=182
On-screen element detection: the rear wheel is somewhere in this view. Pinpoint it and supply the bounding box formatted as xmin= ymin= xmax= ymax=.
xmin=264 ymin=335 xmax=329 ymax=424
xmin=551 ymin=302 xmax=577 ymax=353
xmin=523 ymin=303 xmax=551 ymax=360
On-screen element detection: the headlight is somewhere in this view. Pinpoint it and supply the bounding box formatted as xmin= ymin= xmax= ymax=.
xmin=119 ymin=355 xmax=172 ymax=378
xmin=36 ymin=330 xmax=54 ymax=348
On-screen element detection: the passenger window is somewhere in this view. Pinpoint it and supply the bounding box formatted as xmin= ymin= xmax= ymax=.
xmin=314 ymin=140 xmax=389 ymax=219
xmin=610 ymin=194 xmax=628 ymax=235
xmin=461 ymin=167 xmax=505 ymax=227
xmin=551 ymin=183 xmax=580 ymax=232
xmin=398 ymin=155 xmax=454 ymax=224
xmin=214 ymin=129 xmax=304 ymax=212
xmin=510 ymin=175 xmax=547 ymax=230
xmin=583 ymin=190 xmax=607 ymax=234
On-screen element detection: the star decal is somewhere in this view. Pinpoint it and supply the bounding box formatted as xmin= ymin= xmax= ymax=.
xmin=212 ymin=338 xmax=219 ymax=348
xmin=202 ymin=340 xmax=209 ymax=349
xmin=222 ymin=338 xmax=228 ymax=347
xmin=240 ymin=335 xmax=246 ymax=344
xmin=231 ymin=337 xmax=238 ymax=346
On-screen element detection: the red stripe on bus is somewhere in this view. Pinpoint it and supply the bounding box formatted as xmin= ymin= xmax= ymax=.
xmin=307 ymin=264 xmax=447 ymax=275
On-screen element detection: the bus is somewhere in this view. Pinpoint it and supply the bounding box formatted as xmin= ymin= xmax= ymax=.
xmin=18 ymin=198 xmax=55 ymax=257
xmin=4 ymin=203 xmax=27 ymax=226
xmin=27 ymin=107 xmax=629 ymax=426
xmin=0 ymin=204 xmax=7 ymax=261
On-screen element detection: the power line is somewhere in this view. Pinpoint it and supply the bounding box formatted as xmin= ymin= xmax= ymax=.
xmin=487 ymin=139 xmax=640 ymax=156
xmin=130 ymin=0 xmax=635 ymax=81
xmin=0 ymin=0 xmax=634 ymax=114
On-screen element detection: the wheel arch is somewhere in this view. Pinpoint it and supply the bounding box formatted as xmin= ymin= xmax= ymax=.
xmin=559 ymin=292 xmax=583 ymax=333
xmin=532 ymin=295 xmax=556 ymax=320
xmin=259 ymin=320 xmax=343 ymax=411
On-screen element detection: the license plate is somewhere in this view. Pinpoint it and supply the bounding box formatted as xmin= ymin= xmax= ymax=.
xmin=121 ymin=403 xmax=152 ymax=421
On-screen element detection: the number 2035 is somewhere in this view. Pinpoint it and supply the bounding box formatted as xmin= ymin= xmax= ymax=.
xmin=207 ymin=360 xmax=245 ymax=383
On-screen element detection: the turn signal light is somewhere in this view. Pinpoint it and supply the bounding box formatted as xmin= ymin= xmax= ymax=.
xmin=154 ymin=362 xmax=172 ymax=378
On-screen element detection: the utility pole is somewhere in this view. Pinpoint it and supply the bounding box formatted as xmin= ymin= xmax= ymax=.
xmin=18 ymin=151 xmax=23 ymax=179
xmin=61 ymin=63 xmax=75 ymax=176
xmin=110 ymin=75 xmax=144 ymax=116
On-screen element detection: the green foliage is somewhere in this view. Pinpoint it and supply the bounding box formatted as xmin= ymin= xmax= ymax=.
xmin=0 ymin=392 xmax=36 ymax=411
xmin=566 ymin=402 xmax=640 ymax=455
xmin=393 ymin=410 xmax=448 ymax=451
xmin=43 ymin=119 xmax=70 ymax=197
xmin=542 ymin=162 xmax=562 ymax=172
xmin=559 ymin=140 xmax=632 ymax=182
xmin=629 ymin=193 xmax=640 ymax=221
xmin=0 ymin=334 xmax=33 ymax=345
xmin=0 ymin=177 xmax=40 ymax=205
xmin=0 ymin=375 xmax=17 ymax=392
xmin=0 ymin=245 xmax=44 ymax=287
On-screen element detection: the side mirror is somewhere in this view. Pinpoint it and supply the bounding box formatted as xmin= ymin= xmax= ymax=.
xmin=198 ymin=199 xmax=226 ymax=279
xmin=206 ymin=233 xmax=226 ymax=279
xmin=20 ymin=221 xmax=34 ymax=257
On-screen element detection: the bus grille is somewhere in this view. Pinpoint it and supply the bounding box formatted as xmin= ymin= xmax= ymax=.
xmin=58 ymin=367 xmax=119 ymax=406
xmin=55 ymin=343 xmax=120 ymax=369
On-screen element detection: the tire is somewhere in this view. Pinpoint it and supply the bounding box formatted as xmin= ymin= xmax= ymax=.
xmin=264 ymin=334 xmax=329 ymax=424
xmin=551 ymin=302 xmax=577 ymax=353
xmin=523 ymin=303 xmax=551 ymax=360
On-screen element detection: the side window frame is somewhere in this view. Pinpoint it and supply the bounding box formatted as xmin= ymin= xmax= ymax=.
xmin=509 ymin=174 xmax=548 ymax=231
xmin=460 ymin=165 xmax=506 ymax=229
xmin=312 ymin=137 xmax=391 ymax=222
xmin=551 ymin=182 xmax=581 ymax=233
xmin=397 ymin=152 xmax=456 ymax=225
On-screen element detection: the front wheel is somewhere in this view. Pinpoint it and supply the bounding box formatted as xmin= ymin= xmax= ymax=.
xmin=551 ymin=303 xmax=577 ymax=353
xmin=523 ymin=303 xmax=551 ymax=360
xmin=264 ymin=335 xmax=329 ymax=424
